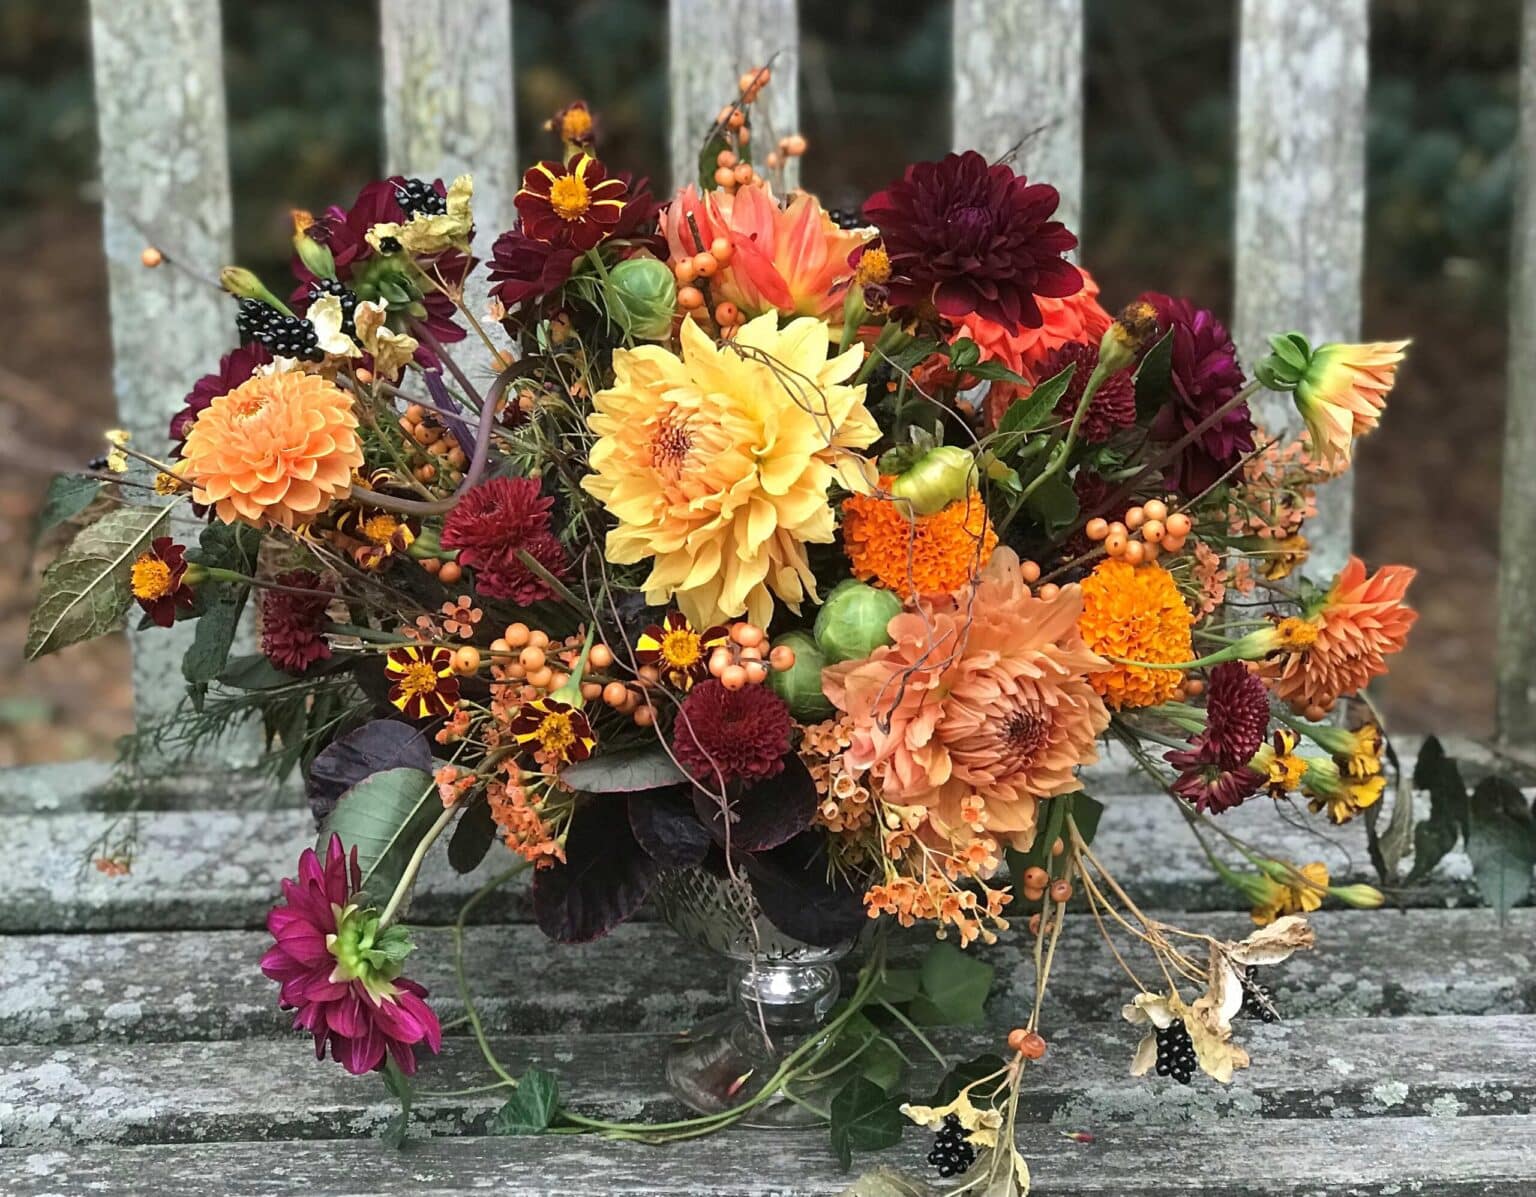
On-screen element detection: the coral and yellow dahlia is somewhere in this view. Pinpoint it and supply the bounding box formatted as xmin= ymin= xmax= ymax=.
xmin=1077 ymin=559 xmax=1195 ymax=709
xmin=841 ymin=481 xmax=997 ymax=598
xmin=180 ymin=370 xmax=363 ymax=530
xmin=582 ymin=312 xmax=879 ymax=628
xmin=1258 ymin=336 xmax=1409 ymax=466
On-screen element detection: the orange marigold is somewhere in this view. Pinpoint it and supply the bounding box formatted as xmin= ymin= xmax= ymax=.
xmin=180 ymin=370 xmax=362 ymax=529
xmin=1077 ymin=559 xmax=1194 ymax=709
xmin=841 ymin=481 xmax=997 ymax=598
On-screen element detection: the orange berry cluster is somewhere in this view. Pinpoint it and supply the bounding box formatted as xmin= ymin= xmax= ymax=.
xmin=418 ymin=556 xmax=463 ymax=585
xmin=706 ymin=68 xmax=775 ymax=191
xmin=704 ymin=620 xmax=796 ymax=691
xmin=488 ymin=623 xmax=581 ymax=693
xmin=1084 ymin=499 xmax=1193 ymax=565
xmin=398 ymin=403 xmax=468 ymax=487
xmin=672 ymin=236 xmax=744 ymax=331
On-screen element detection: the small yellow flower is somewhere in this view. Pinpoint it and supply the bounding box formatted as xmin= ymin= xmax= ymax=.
xmin=104 ymin=428 xmax=131 ymax=474
xmin=1251 ymin=860 xmax=1329 ymax=926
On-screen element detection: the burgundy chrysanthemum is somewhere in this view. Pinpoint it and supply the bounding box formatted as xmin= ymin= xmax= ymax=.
xmin=169 ymin=343 xmax=272 ymax=452
xmin=862 ymin=150 xmax=1082 ymax=333
xmin=1140 ymin=292 xmax=1253 ymax=496
xmin=261 ymin=569 xmax=333 ymax=674
xmin=260 ymin=835 xmax=443 ymax=1076
xmin=1037 ymin=341 xmax=1136 ymax=444
xmin=671 ymin=679 xmax=793 ymax=786
xmin=1166 ymin=741 xmax=1264 ymax=814
xmin=440 ymin=476 xmax=571 ymax=603
xmin=1163 ymin=663 xmax=1270 ymax=814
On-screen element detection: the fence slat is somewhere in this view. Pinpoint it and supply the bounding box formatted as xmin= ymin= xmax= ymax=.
xmin=88 ymin=0 xmax=255 ymax=759
xmin=380 ymin=0 xmax=516 ymax=336
xmin=951 ymin=0 xmax=1084 ymax=238
xmin=1234 ymin=0 xmax=1368 ymax=582
xmin=1499 ymin=0 xmax=1536 ymax=752
xmin=667 ymin=0 xmax=799 ymax=193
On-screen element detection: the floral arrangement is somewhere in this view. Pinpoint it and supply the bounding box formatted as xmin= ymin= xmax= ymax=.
xmin=32 ymin=73 xmax=1437 ymax=1191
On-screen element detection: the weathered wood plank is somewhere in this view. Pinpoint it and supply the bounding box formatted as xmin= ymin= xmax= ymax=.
xmin=951 ymin=0 xmax=1084 ymax=236
xmin=1234 ymin=0 xmax=1368 ymax=580
xmin=668 ymin=0 xmax=799 ymax=192
xmin=15 ymin=1117 xmax=1536 ymax=1196
xmin=5 ymin=909 xmax=1529 ymax=1046
xmin=1500 ymin=0 xmax=1536 ymax=752
xmin=5 ymin=1016 xmax=1533 ymax=1148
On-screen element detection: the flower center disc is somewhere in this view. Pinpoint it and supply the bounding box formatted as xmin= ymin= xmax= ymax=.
xmin=659 ymin=628 xmax=703 ymax=670
xmin=131 ymin=557 xmax=174 ymax=600
xmin=397 ymin=661 xmax=441 ymax=700
xmin=536 ymin=712 xmax=576 ymax=755
xmin=549 ymin=175 xmax=591 ymax=221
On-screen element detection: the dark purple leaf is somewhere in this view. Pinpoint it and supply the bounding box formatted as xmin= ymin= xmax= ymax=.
xmin=533 ymin=798 xmax=659 ymax=943
xmin=690 ymin=755 xmax=817 ymax=853
xmin=448 ymin=793 xmax=497 ymax=874
xmin=628 ymin=786 xmax=712 ymax=867
xmin=744 ymin=831 xmax=867 ymax=947
xmin=306 ymin=719 xmax=433 ymax=825
xmin=562 ymin=747 xmax=688 ymax=793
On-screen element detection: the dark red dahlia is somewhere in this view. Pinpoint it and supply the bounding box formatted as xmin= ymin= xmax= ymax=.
xmin=260 ymin=569 xmax=334 ymax=674
xmin=1037 ymin=340 xmax=1135 ymax=444
xmin=1166 ymin=740 xmax=1264 ymax=814
xmin=862 ymin=150 xmax=1081 ymax=333
xmin=1202 ymin=662 xmax=1271 ymax=768
xmin=1140 ymin=292 xmax=1253 ymax=496
xmin=671 ymin=679 xmax=793 ymax=786
xmin=515 ymin=154 xmax=629 ymax=252
xmin=169 ymin=343 xmax=272 ymax=451
xmin=440 ymin=476 xmax=571 ymax=603
xmin=260 ymin=835 xmax=443 ymax=1076
xmin=487 ymin=227 xmax=582 ymax=308
xmin=130 ymin=537 xmax=196 ymax=628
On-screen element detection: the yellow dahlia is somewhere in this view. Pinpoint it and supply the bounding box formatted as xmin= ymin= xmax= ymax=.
xmin=181 ymin=370 xmax=363 ymax=529
xmin=583 ymin=312 xmax=879 ymax=627
xmin=1077 ymin=559 xmax=1194 ymax=709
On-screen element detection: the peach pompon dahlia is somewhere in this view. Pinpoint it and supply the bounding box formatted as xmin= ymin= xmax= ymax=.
xmin=180 ymin=370 xmax=363 ymax=529
xmin=1077 ymin=559 xmax=1195 ymax=710
xmin=823 ymin=548 xmax=1109 ymax=851
xmin=583 ymin=312 xmax=879 ymax=628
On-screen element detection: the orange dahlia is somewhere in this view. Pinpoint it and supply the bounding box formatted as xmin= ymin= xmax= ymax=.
xmin=841 ymin=481 xmax=997 ymax=598
xmin=1077 ymin=559 xmax=1195 ymax=709
xmin=180 ymin=370 xmax=362 ymax=529
xmin=1256 ymin=556 xmax=1417 ymax=716
xmin=823 ymin=549 xmax=1108 ymax=851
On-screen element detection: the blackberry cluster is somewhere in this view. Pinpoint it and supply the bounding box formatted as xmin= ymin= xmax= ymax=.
xmin=1154 ymin=1019 xmax=1197 ymax=1084
xmin=304 ymin=279 xmax=361 ymax=339
xmin=235 ymin=299 xmax=324 ymax=361
xmin=394 ymin=177 xmax=446 ymax=218
xmin=926 ymin=1113 xmax=976 ymax=1179
xmin=1239 ymin=965 xmax=1280 ymax=1024
xmin=828 ymin=206 xmax=867 ymax=229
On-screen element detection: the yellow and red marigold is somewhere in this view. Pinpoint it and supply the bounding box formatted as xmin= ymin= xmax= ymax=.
xmin=385 ymin=646 xmax=461 ymax=719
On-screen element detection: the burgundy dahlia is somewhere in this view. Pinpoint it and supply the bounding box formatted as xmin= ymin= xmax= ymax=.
xmin=261 ymin=569 xmax=334 ymax=674
xmin=1202 ymin=662 xmax=1271 ymax=768
xmin=439 ymin=476 xmax=571 ymax=603
xmin=671 ymin=679 xmax=793 ymax=786
xmin=168 ymin=343 xmax=272 ymax=451
xmin=1140 ymin=292 xmax=1253 ymax=496
xmin=1166 ymin=741 xmax=1264 ymax=814
xmin=1037 ymin=340 xmax=1135 ymax=444
xmin=862 ymin=150 xmax=1082 ymax=333
xmin=260 ymin=835 xmax=443 ymax=1076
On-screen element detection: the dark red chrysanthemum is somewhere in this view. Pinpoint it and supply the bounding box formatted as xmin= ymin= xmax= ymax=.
xmin=1140 ymin=292 xmax=1253 ymax=496
xmin=1166 ymin=740 xmax=1264 ymax=814
xmin=1037 ymin=340 xmax=1135 ymax=444
xmin=169 ymin=343 xmax=272 ymax=452
xmin=260 ymin=835 xmax=443 ymax=1076
xmin=261 ymin=569 xmax=333 ymax=674
xmin=130 ymin=537 xmax=196 ymax=628
xmin=862 ymin=150 xmax=1082 ymax=333
xmin=440 ymin=476 xmax=571 ymax=603
xmin=671 ymin=679 xmax=793 ymax=786
xmin=1202 ymin=662 xmax=1271 ymax=768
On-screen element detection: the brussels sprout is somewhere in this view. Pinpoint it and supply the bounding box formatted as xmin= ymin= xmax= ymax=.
xmin=767 ymin=630 xmax=834 ymax=721
xmin=814 ymin=579 xmax=901 ymax=664
xmin=606 ymin=256 xmax=677 ymax=340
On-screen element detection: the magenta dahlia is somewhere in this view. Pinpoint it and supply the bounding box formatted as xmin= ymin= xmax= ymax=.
xmin=1140 ymin=292 xmax=1253 ymax=496
xmin=671 ymin=679 xmax=793 ymax=786
xmin=261 ymin=570 xmax=334 ymax=674
xmin=862 ymin=150 xmax=1081 ymax=333
xmin=168 ymin=343 xmax=272 ymax=452
xmin=440 ymin=476 xmax=571 ymax=603
xmin=1037 ymin=341 xmax=1135 ymax=443
xmin=260 ymin=835 xmax=443 ymax=1076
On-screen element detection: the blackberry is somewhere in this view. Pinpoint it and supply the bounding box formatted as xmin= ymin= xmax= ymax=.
xmin=236 ymin=299 xmax=324 ymax=362
xmin=394 ymin=177 xmax=446 ymax=219
xmin=304 ymin=278 xmax=361 ymax=339
xmin=1238 ymin=965 xmax=1280 ymax=1024
xmin=377 ymin=235 xmax=403 ymax=256
xmin=1154 ymin=1019 xmax=1197 ymax=1085
xmin=828 ymin=206 xmax=866 ymax=230
xmin=926 ymin=1113 xmax=975 ymax=1179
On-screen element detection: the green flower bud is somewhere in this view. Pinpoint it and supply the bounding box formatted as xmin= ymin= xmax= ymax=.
xmin=1328 ymin=882 xmax=1385 ymax=910
xmin=887 ymin=445 xmax=976 ymax=516
xmin=219 ymin=266 xmax=293 ymax=314
xmin=767 ymin=630 xmax=834 ymax=721
xmin=607 ymin=256 xmax=677 ymax=340
xmin=292 ymin=229 xmax=337 ymax=281
xmin=814 ymin=579 xmax=901 ymax=664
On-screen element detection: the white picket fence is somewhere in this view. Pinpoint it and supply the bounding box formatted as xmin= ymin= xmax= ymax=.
xmin=81 ymin=0 xmax=1536 ymax=757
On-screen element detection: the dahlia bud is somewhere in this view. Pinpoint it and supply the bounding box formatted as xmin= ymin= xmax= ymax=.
xmin=1328 ymin=882 xmax=1385 ymax=910
xmin=813 ymin=579 xmax=901 ymax=664
xmin=219 ymin=266 xmax=293 ymax=314
xmin=291 ymin=209 xmax=337 ymax=280
xmin=1098 ymin=299 xmax=1159 ymax=376
xmin=766 ymin=630 xmax=834 ymax=720
xmin=605 ymin=256 xmax=677 ymax=340
xmin=887 ymin=445 xmax=977 ymax=516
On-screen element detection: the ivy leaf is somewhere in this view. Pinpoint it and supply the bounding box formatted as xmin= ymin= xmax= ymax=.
xmin=1465 ymin=776 xmax=1536 ymax=919
xmin=910 ymin=941 xmax=994 ymax=1026
xmin=870 ymin=967 xmax=921 ymax=1005
xmin=828 ymin=1077 xmax=905 ymax=1172
xmin=25 ymin=503 xmax=169 ymax=659
xmin=35 ymin=474 xmax=101 ymax=539
xmin=318 ymin=766 xmax=439 ymax=906
xmin=447 ymin=794 xmax=497 ymax=874
xmin=493 ymin=1067 xmax=560 ymax=1134
xmin=561 ymin=747 xmax=689 ymax=793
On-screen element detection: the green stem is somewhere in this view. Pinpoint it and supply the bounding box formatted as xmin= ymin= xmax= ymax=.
xmin=996 ymin=360 xmax=1109 ymax=537
xmin=454 ymin=863 xmax=530 ymax=1088
xmin=875 ymin=999 xmax=948 ymax=1069
xmin=516 ymin=549 xmax=587 ymax=609
xmin=378 ymin=803 xmax=458 ymax=929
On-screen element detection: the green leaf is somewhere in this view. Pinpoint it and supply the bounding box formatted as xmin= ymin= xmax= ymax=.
xmin=182 ymin=584 xmax=249 ymax=687
xmin=1465 ymin=776 xmax=1536 ymax=919
xmin=949 ymin=337 xmax=981 ymax=370
xmin=1006 ymin=790 xmax=1084 ymax=884
xmin=35 ymin=474 xmax=102 ymax=538
xmin=559 ymin=747 xmax=688 ymax=793
xmin=1070 ymin=793 xmax=1105 ymax=848
xmin=696 ymin=130 xmax=735 ymax=196
xmin=318 ymin=766 xmax=439 ymax=906
xmin=924 ymin=1053 xmax=1007 ymax=1106
xmin=190 ymin=519 xmax=261 ymax=572
xmin=1407 ymin=736 xmax=1470 ymax=883
xmin=870 ymin=967 xmax=921 ymax=1005
xmin=494 ymin=1067 xmax=560 ymax=1134
xmin=992 ymin=363 xmax=1074 ymax=457
xmin=828 ymin=1077 xmax=905 ymax=1171
xmin=1133 ymin=328 xmax=1174 ymax=421
xmin=964 ymin=359 xmax=1030 ymax=384
xmin=380 ymin=1059 xmax=414 ymax=1149
xmin=1024 ymin=473 xmax=1079 ymax=535
xmin=219 ymin=653 xmax=301 ymax=691
xmin=859 ymin=1037 xmax=906 ymax=1094
xmin=884 ymin=336 xmax=943 ymax=373
xmin=910 ymin=941 xmax=993 ymax=1026
xmin=26 ymin=503 xmax=170 ymax=660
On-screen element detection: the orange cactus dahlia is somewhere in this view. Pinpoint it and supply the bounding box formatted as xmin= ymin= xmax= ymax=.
xmin=180 ymin=371 xmax=363 ymax=529
xmin=822 ymin=549 xmax=1109 ymax=851
xmin=1077 ymin=559 xmax=1195 ymax=710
